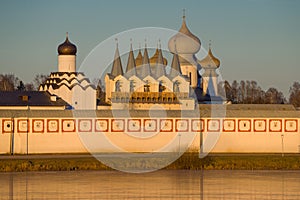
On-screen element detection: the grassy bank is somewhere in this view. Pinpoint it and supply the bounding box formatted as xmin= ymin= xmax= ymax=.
xmin=0 ymin=153 xmax=300 ymax=172
xmin=168 ymin=153 xmax=300 ymax=170
xmin=0 ymin=157 xmax=110 ymax=172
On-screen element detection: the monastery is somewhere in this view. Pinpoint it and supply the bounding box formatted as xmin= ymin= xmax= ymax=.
xmin=0 ymin=14 xmax=299 ymax=154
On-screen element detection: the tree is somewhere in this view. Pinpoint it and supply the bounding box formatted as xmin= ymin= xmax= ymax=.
xmin=25 ymin=83 xmax=34 ymax=91
xmin=17 ymin=81 xmax=25 ymax=91
xmin=95 ymin=79 xmax=106 ymax=103
xmin=219 ymin=80 xmax=233 ymax=102
xmin=33 ymin=74 xmax=47 ymax=90
xmin=223 ymin=80 xmax=286 ymax=104
xmin=289 ymin=82 xmax=300 ymax=108
xmin=237 ymin=80 xmax=246 ymax=103
xmin=0 ymin=74 xmax=19 ymax=91
xmin=231 ymin=80 xmax=238 ymax=103
xmin=256 ymin=87 xmax=265 ymax=104
xmin=265 ymin=87 xmax=285 ymax=104
xmin=217 ymin=81 xmax=227 ymax=100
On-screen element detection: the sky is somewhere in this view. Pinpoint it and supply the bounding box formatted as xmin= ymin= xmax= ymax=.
xmin=0 ymin=0 xmax=299 ymax=97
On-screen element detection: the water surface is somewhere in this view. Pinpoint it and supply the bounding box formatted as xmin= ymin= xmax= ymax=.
xmin=0 ymin=170 xmax=299 ymax=199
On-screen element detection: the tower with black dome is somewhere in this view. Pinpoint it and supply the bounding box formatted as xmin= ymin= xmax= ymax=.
xmin=39 ymin=33 xmax=96 ymax=110
xmin=57 ymin=32 xmax=77 ymax=72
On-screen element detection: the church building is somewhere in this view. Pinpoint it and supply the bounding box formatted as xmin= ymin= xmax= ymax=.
xmin=105 ymin=14 xmax=222 ymax=110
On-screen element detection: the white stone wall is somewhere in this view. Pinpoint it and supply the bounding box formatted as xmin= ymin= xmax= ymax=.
xmin=72 ymin=85 xmax=96 ymax=110
xmin=0 ymin=117 xmax=299 ymax=154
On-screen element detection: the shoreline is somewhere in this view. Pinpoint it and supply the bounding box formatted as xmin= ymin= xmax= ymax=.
xmin=0 ymin=153 xmax=300 ymax=172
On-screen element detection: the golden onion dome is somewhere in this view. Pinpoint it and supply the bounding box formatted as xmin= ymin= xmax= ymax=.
xmin=199 ymin=47 xmax=220 ymax=68
xmin=150 ymin=48 xmax=167 ymax=65
xmin=57 ymin=33 xmax=77 ymax=55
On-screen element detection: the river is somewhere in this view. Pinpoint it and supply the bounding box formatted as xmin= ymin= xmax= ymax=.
xmin=0 ymin=170 xmax=299 ymax=199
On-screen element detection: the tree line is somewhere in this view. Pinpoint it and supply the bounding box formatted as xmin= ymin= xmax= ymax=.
xmin=218 ymin=80 xmax=300 ymax=107
xmin=0 ymin=74 xmax=47 ymax=92
xmin=0 ymin=73 xmax=299 ymax=108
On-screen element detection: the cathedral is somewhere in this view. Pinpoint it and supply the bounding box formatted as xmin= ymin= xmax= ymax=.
xmin=40 ymin=14 xmax=222 ymax=110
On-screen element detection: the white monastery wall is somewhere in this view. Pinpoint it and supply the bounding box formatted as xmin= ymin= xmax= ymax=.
xmin=0 ymin=116 xmax=299 ymax=154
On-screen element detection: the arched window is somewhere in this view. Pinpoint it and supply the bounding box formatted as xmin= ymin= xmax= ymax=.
xmin=144 ymin=84 xmax=150 ymax=92
xmin=159 ymin=81 xmax=165 ymax=92
xmin=130 ymin=80 xmax=135 ymax=92
xmin=115 ymin=80 xmax=121 ymax=92
xmin=173 ymin=80 xmax=180 ymax=92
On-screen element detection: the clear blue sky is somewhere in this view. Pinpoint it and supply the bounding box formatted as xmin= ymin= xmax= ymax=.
xmin=0 ymin=0 xmax=299 ymax=97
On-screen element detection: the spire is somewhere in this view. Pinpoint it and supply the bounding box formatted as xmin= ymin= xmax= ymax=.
xmin=125 ymin=39 xmax=136 ymax=76
xmin=143 ymin=39 xmax=150 ymax=65
xmin=111 ymin=38 xmax=123 ymax=77
xmin=140 ymin=39 xmax=151 ymax=77
xmin=208 ymin=40 xmax=213 ymax=55
xmin=156 ymin=40 xmax=166 ymax=77
xmin=135 ymin=43 xmax=143 ymax=67
xmin=169 ymin=39 xmax=182 ymax=78
xmin=157 ymin=40 xmax=164 ymax=65
xmin=179 ymin=8 xmax=189 ymax=34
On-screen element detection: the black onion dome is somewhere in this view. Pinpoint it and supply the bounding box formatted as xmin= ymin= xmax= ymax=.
xmin=57 ymin=33 xmax=77 ymax=55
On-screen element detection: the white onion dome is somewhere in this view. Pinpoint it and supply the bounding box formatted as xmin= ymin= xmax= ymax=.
xmin=57 ymin=33 xmax=77 ymax=55
xmin=168 ymin=16 xmax=201 ymax=54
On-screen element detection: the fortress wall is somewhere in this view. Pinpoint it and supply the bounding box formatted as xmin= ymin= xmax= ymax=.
xmin=0 ymin=117 xmax=299 ymax=154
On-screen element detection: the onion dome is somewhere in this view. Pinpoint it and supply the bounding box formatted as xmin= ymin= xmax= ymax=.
xmin=199 ymin=44 xmax=220 ymax=68
xmin=57 ymin=32 xmax=77 ymax=55
xmin=168 ymin=12 xmax=201 ymax=54
xmin=150 ymin=44 xmax=168 ymax=65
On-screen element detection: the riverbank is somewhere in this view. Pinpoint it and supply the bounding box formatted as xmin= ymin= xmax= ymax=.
xmin=0 ymin=153 xmax=300 ymax=172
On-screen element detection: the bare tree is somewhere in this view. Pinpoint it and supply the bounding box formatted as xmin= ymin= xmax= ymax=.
xmin=289 ymin=82 xmax=300 ymax=108
xmin=33 ymin=74 xmax=48 ymax=90
xmin=0 ymin=74 xmax=19 ymax=91
xmin=25 ymin=83 xmax=35 ymax=91
xmin=231 ymin=80 xmax=238 ymax=103
xmin=220 ymin=80 xmax=233 ymax=102
xmin=265 ymin=87 xmax=284 ymax=104
xmin=222 ymin=80 xmax=286 ymax=104
xmin=95 ymin=79 xmax=106 ymax=103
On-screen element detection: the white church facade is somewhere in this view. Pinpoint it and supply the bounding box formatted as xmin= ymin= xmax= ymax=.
xmin=105 ymin=14 xmax=222 ymax=110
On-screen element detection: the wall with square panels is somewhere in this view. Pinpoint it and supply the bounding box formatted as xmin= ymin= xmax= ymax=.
xmin=0 ymin=117 xmax=299 ymax=154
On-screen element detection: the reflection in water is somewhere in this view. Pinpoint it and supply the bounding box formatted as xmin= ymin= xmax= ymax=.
xmin=1 ymin=170 xmax=300 ymax=199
